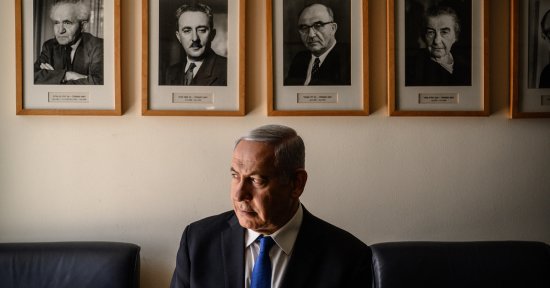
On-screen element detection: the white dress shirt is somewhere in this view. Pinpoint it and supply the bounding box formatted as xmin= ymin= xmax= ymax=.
xmin=244 ymin=204 xmax=304 ymax=288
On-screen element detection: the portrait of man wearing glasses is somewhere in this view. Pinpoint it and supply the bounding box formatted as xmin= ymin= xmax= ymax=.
xmin=284 ymin=2 xmax=351 ymax=86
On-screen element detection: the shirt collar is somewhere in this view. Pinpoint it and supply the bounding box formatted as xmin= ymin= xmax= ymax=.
xmin=245 ymin=203 xmax=304 ymax=256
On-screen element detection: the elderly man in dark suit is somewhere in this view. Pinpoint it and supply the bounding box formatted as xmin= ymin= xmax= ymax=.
xmin=285 ymin=3 xmax=350 ymax=86
xmin=163 ymin=3 xmax=227 ymax=86
xmin=170 ymin=124 xmax=371 ymax=288
xmin=34 ymin=0 xmax=103 ymax=85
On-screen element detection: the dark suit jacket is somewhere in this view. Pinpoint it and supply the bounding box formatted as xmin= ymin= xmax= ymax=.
xmin=170 ymin=207 xmax=372 ymax=288
xmin=405 ymin=48 xmax=470 ymax=86
xmin=34 ymin=32 xmax=104 ymax=85
xmin=539 ymin=64 xmax=550 ymax=88
xmin=284 ymin=43 xmax=351 ymax=86
xmin=164 ymin=48 xmax=227 ymax=86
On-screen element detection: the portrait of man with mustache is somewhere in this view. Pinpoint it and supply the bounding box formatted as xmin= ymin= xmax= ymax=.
xmin=161 ymin=2 xmax=227 ymax=86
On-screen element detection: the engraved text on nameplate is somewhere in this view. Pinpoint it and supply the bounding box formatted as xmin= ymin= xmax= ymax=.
xmin=173 ymin=92 xmax=214 ymax=104
xmin=419 ymin=93 xmax=459 ymax=104
xmin=297 ymin=92 xmax=338 ymax=104
xmin=48 ymin=92 xmax=89 ymax=103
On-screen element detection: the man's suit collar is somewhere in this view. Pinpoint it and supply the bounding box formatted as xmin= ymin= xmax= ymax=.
xmin=280 ymin=207 xmax=322 ymax=287
xmin=222 ymin=208 xmax=321 ymax=287
xmin=221 ymin=213 xmax=245 ymax=287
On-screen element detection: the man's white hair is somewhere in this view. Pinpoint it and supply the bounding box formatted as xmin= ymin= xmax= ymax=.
xmin=50 ymin=0 xmax=91 ymax=22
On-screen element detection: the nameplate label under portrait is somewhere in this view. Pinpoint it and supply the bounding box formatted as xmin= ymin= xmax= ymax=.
xmin=48 ymin=92 xmax=89 ymax=103
xmin=297 ymin=92 xmax=338 ymax=104
xmin=172 ymin=92 xmax=214 ymax=104
xmin=542 ymin=95 xmax=550 ymax=106
xmin=418 ymin=93 xmax=459 ymax=104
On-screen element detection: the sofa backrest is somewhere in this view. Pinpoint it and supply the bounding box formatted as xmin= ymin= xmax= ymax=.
xmin=371 ymin=241 xmax=550 ymax=288
xmin=0 ymin=241 xmax=140 ymax=288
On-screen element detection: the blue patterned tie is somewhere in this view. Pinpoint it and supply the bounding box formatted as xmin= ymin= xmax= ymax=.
xmin=251 ymin=236 xmax=275 ymax=288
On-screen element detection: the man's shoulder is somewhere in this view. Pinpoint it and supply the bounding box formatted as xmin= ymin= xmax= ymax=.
xmin=42 ymin=38 xmax=59 ymax=48
xmin=206 ymin=49 xmax=228 ymax=66
xmin=187 ymin=210 xmax=236 ymax=232
xmin=81 ymin=32 xmax=103 ymax=45
xmin=303 ymin=208 xmax=366 ymax=248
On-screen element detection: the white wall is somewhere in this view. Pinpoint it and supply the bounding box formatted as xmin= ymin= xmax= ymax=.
xmin=1 ymin=1 xmax=549 ymax=287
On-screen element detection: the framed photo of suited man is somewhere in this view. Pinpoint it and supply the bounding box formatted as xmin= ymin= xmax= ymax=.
xmin=267 ymin=0 xmax=369 ymax=116
xmin=16 ymin=0 xmax=121 ymax=115
xmin=388 ymin=0 xmax=489 ymax=116
xmin=142 ymin=0 xmax=245 ymax=116
xmin=510 ymin=0 xmax=550 ymax=118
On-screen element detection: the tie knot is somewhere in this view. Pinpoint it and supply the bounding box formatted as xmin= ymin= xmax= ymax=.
xmin=188 ymin=62 xmax=196 ymax=71
xmin=259 ymin=236 xmax=275 ymax=252
xmin=314 ymin=57 xmax=320 ymax=64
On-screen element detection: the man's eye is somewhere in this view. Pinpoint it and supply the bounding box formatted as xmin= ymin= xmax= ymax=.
xmin=313 ymin=23 xmax=323 ymax=30
xmin=197 ymin=28 xmax=208 ymax=33
xmin=251 ymin=178 xmax=266 ymax=186
xmin=182 ymin=28 xmax=191 ymax=33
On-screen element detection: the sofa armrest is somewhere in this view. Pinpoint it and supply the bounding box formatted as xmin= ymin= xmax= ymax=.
xmin=0 ymin=241 xmax=140 ymax=288
xmin=371 ymin=241 xmax=550 ymax=288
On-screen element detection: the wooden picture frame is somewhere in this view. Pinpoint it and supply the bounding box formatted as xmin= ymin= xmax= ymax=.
xmin=142 ymin=0 xmax=245 ymax=116
xmin=16 ymin=0 xmax=121 ymax=116
xmin=267 ymin=0 xmax=369 ymax=116
xmin=510 ymin=0 xmax=550 ymax=118
xmin=387 ymin=0 xmax=489 ymax=116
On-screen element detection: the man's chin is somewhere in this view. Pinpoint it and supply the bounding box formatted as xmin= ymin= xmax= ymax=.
xmin=186 ymin=50 xmax=207 ymax=61
xmin=56 ymin=38 xmax=70 ymax=45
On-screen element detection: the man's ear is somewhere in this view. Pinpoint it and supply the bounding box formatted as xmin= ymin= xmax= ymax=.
xmin=80 ymin=21 xmax=89 ymax=32
xmin=210 ymin=28 xmax=217 ymax=42
xmin=291 ymin=169 xmax=308 ymax=198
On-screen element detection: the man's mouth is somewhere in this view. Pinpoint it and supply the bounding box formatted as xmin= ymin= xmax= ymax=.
xmin=237 ymin=204 xmax=256 ymax=214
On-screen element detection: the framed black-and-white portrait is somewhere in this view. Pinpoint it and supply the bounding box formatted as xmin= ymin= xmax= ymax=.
xmin=142 ymin=0 xmax=245 ymax=116
xmin=16 ymin=0 xmax=121 ymax=115
xmin=510 ymin=0 xmax=550 ymax=118
xmin=388 ymin=0 xmax=489 ymax=116
xmin=267 ymin=0 xmax=369 ymax=116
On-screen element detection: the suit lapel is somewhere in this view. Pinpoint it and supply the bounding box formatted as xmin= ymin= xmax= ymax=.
xmin=221 ymin=214 xmax=245 ymax=288
xmin=193 ymin=49 xmax=218 ymax=85
xmin=280 ymin=208 xmax=320 ymax=287
xmin=179 ymin=58 xmax=189 ymax=84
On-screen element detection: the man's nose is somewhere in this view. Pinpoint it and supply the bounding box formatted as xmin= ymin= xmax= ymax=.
xmin=233 ymin=180 xmax=251 ymax=201
xmin=308 ymin=27 xmax=317 ymax=37
xmin=191 ymin=30 xmax=199 ymax=41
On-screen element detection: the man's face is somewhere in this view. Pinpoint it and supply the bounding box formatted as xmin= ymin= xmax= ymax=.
xmin=230 ymin=141 xmax=301 ymax=234
xmin=424 ymin=14 xmax=457 ymax=60
xmin=176 ymin=11 xmax=214 ymax=61
xmin=298 ymin=4 xmax=337 ymax=56
xmin=51 ymin=4 xmax=83 ymax=45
